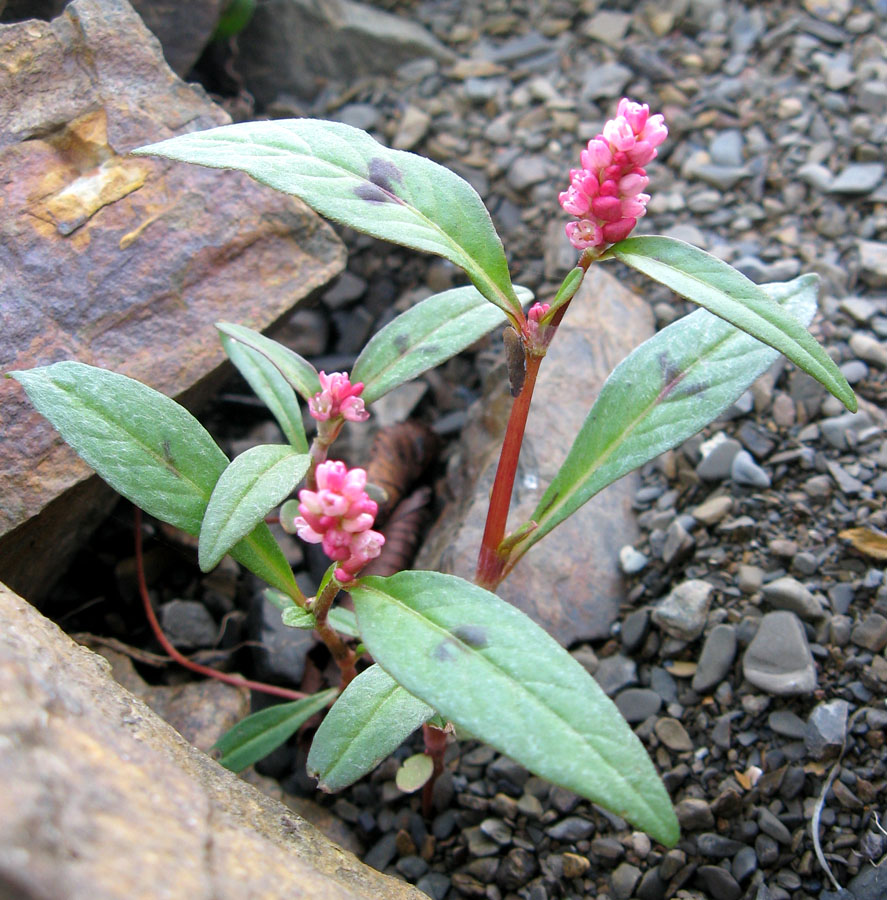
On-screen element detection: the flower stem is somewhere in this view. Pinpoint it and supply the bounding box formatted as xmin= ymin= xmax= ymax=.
xmin=311 ymin=574 xmax=358 ymax=688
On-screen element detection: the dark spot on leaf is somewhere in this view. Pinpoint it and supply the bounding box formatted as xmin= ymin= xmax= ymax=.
xmin=659 ymin=352 xmax=681 ymax=387
xmin=355 ymin=183 xmax=394 ymax=204
xmin=452 ymin=625 xmax=488 ymax=649
xmin=394 ymin=332 xmax=410 ymax=353
xmin=161 ymin=440 xmax=179 ymax=475
xmin=433 ymin=639 xmax=457 ymax=662
xmin=674 ymin=380 xmax=708 ymax=399
xmin=368 ymin=157 xmax=403 ymax=193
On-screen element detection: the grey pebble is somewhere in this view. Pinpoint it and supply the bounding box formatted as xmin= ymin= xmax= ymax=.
xmin=767 ymin=710 xmax=807 ymax=739
xmin=545 ymin=815 xmax=594 ymax=842
xmin=619 ymin=545 xmax=648 ymax=575
xmin=732 ymin=845 xmax=758 ymax=883
xmin=615 ymin=687 xmax=662 ymax=723
xmin=697 ymin=436 xmax=742 ymax=480
xmin=696 ymin=833 xmax=746 ymax=858
xmin=698 ymin=865 xmax=742 ymax=900
xmin=731 ymin=449 xmax=771 ymax=488
xmin=692 ymin=624 xmax=737 ymax=692
xmin=160 ymin=599 xmax=217 ymax=650
xmin=397 ymin=855 xmax=429 ymax=881
xmin=610 ymin=862 xmax=641 ymax=899
xmin=743 ymin=611 xmax=818 ymax=695
xmin=416 ymin=872 xmax=450 ymax=900
xmin=829 ymin=162 xmax=885 ymax=194
xmin=761 ymin=577 xmax=824 ymax=622
xmin=758 ymin=808 xmax=792 ymax=845
xmin=593 ymin=653 xmax=637 ymax=696
xmin=652 ymin=579 xmax=713 ymax=641
xmin=674 ymin=797 xmax=714 ymax=831
xmin=851 ymin=613 xmax=887 ymax=651
xmin=805 ymin=698 xmax=849 ymax=760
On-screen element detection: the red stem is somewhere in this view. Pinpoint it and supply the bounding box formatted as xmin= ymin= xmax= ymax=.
xmin=134 ymin=508 xmax=307 ymax=701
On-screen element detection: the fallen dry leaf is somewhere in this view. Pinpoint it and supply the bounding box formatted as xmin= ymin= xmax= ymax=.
xmin=839 ymin=527 xmax=887 ymax=560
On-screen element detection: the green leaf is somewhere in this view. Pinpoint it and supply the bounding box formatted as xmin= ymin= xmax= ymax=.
xmin=265 ymin=588 xmax=295 ymax=611
xmin=220 ymin=331 xmax=308 ymax=452
xmin=609 ymin=236 xmax=856 ymax=411
xmin=214 ymin=689 xmax=337 ymax=772
xmin=350 ymin=571 xmax=679 ymax=846
xmin=512 ymin=276 xmax=819 ymax=561
xmin=135 ymin=120 xmax=521 ymax=320
xmin=199 ymin=444 xmax=309 ymax=571
xmin=10 ymin=362 xmax=300 ymax=599
xmin=396 ymin=753 xmax=434 ymax=793
xmin=353 ymin=285 xmax=534 ymax=404
xmin=282 ymin=605 xmax=316 ymax=629
xmin=327 ymin=607 xmax=360 ymax=639
xmin=217 ymin=322 xmax=321 ymax=402
xmin=307 ymin=664 xmax=434 ymax=792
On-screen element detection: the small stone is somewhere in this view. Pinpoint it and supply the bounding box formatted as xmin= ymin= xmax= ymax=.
xmin=849 ymin=332 xmax=887 ymax=368
xmin=820 ymin=410 xmax=872 ymax=450
xmin=480 ymin=817 xmax=512 ymax=846
xmin=761 ymin=577 xmax=824 ymax=622
xmin=742 ymin=611 xmax=818 ymax=695
xmin=851 ymin=613 xmax=887 ymax=651
xmin=593 ymin=653 xmax=637 ymax=696
xmin=159 ymin=599 xmax=217 ymax=650
xmin=692 ymin=495 xmax=733 ymax=525
xmin=696 ymin=833 xmax=746 ymax=858
xmin=615 ymin=688 xmax=662 ymax=723
xmin=620 ymin=608 xmax=650 ymax=653
xmin=506 ymin=154 xmax=550 ymax=192
xmin=397 ymin=855 xmax=429 ymax=881
xmin=675 ymin=797 xmax=714 ymax=831
xmin=848 ymin=860 xmax=887 ymax=900
xmin=416 ymin=872 xmax=451 ymax=900
xmin=697 ymin=435 xmax=742 ymax=480
xmin=829 ymin=163 xmax=885 ymax=194
xmin=767 ymin=710 xmax=807 ymax=739
xmin=731 ymin=450 xmax=771 ymax=488
xmin=661 ymin=520 xmax=695 ymax=566
xmin=619 ymin=545 xmax=648 ymax=574
xmin=732 ymin=845 xmax=758 ymax=883
xmin=654 ymin=717 xmax=694 ymax=752
xmin=698 ymin=865 xmax=742 ymax=900
xmin=652 ymin=579 xmax=713 ymax=641
xmin=805 ymin=699 xmax=849 ymax=759
xmin=496 ymin=847 xmax=538 ymax=890
xmin=692 ymin=624 xmax=737 ymax=691
xmin=738 ymin=565 xmax=764 ymax=594
xmin=758 ymin=808 xmax=792 ymax=844
xmin=858 ymin=240 xmax=887 ymax=286
xmin=610 ymin=862 xmax=642 ymax=899
xmin=546 ymin=815 xmax=594 ymax=842
xmin=561 ymin=852 xmax=591 ymax=879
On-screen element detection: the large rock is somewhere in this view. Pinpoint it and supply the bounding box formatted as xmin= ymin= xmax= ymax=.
xmin=0 ymin=581 xmax=425 ymax=900
xmin=0 ymin=0 xmax=346 ymax=600
xmin=417 ymin=267 xmax=654 ymax=646
xmin=237 ymin=0 xmax=455 ymax=105
xmin=1 ymin=0 xmax=225 ymax=75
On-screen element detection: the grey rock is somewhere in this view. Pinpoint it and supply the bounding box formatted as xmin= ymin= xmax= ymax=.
xmin=615 ymin=688 xmax=662 ymax=723
xmin=710 ymin=130 xmax=745 ymax=167
xmin=652 ymin=579 xmax=713 ymax=641
xmin=767 ymin=710 xmax=807 ymax=739
xmin=797 ymin=162 xmax=834 ymax=191
xmin=732 ymin=845 xmax=758 ymax=882
xmin=160 ymin=598 xmax=217 ymax=650
xmin=594 ymin=653 xmax=638 ymax=696
xmin=826 ymin=459 xmax=865 ymax=495
xmin=480 ymin=817 xmax=512 ymax=846
xmin=654 ymin=717 xmax=694 ymax=752
xmin=731 ymin=450 xmax=771 ymax=488
xmin=661 ymin=519 xmax=695 ymax=566
xmin=698 ymin=865 xmax=742 ymax=900
xmin=758 ymin=808 xmax=792 ymax=844
xmin=507 ymin=154 xmax=550 ymax=192
xmin=497 ymin=847 xmax=538 ymax=890
xmin=742 ymin=611 xmax=818 ymax=695
xmin=840 ymin=296 xmax=879 ymax=322
xmin=581 ymin=62 xmax=632 ymax=100
xmin=858 ymin=240 xmax=887 ymax=286
xmin=829 ymin=163 xmax=885 ymax=194
xmin=237 ymin=0 xmax=454 ymax=103
xmin=820 ymin=410 xmax=872 ymax=449
xmin=761 ymin=577 xmax=824 ymax=621
xmin=696 ymin=833 xmax=746 ymax=858
xmin=249 ymin=590 xmax=315 ymax=684
xmin=805 ymin=699 xmax=849 ymax=759
xmin=849 ymin=332 xmax=887 ymax=368
xmin=692 ymin=624 xmax=737 ymax=691
xmin=697 ymin=436 xmax=743 ymax=480
xmin=851 ymin=613 xmax=887 ymax=651
xmin=416 ymin=872 xmax=450 ymax=900
xmin=619 ymin=545 xmax=648 ymax=575
xmin=674 ymin=797 xmax=714 ymax=831
xmin=546 ymin=815 xmax=594 ymax=842
xmin=610 ymin=862 xmax=642 ymax=899
xmin=849 ymin=861 xmax=887 ymax=900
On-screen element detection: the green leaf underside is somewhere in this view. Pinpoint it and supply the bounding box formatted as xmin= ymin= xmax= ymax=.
xmin=282 ymin=605 xmax=316 ymax=628
xmin=217 ymin=323 xmax=321 ymax=402
xmin=353 ymin=285 xmax=534 ymax=404
xmin=350 ymin=572 xmax=679 ymax=845
xmin=135 ymin=120 xmax=521 ymax=319
xmin=220 ymin=332 xmax=308 ymax=452
xmin=513 ymin=276 xmax=818 ymax=561
xmin=307 ymin=664 xmax=434 ymax=792
xmin=11 ymin=362 xmax=298 ymax=597
xmin=396 ymin=754 xmax=435 ymax=793
xmin=215 ymin=689 xmax=337 ymax=772
xmin=327 ymin=606 xmax=360 ymax=639
xmin=610 ymin=236 xmax=855 ymax=411
xmin=199 ymin=444 xmax=309 ymax=571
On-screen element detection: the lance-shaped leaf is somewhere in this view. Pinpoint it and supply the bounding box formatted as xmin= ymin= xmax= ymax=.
xmin=220 ymin=331 xmax=308 ymax=451
xmin=350 ymin=571 xmax=679 ymax=846
xmin=136 ymin=120 xmax=522 ymax=319
xmin=307 ymin=664 xmax=434 ymax=792
xmin=10 ymin=362 xmax=299 ymax=598
xmin=509 ymin=275 xmax=819 ymax=563
xmin=214 ymin=689 xmax=337 ymax=772
xmin=353 ymin=285 xmax=534 ymax=403
xmin=609 ymin=236 xmax=856 ymax=411
xmin=217 ymin=322 xmax=321 ymax=401
xmin=199 ymin=444 xmax=309 ymax=571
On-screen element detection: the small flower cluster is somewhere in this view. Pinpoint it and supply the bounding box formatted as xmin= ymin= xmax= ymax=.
xmin=292 ymin=460 xmax=384 ymax=581
xmin=559 ymin=98 xmax=667 ymax=252
xmin=309 ymin=371 xmax=368 ymax=422
xmin=525 ymin=302 xmax=551 ymax=342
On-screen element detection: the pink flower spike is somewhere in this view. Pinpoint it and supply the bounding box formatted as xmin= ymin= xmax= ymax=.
xmin=308 ymin=371 xmax=368 ymax=423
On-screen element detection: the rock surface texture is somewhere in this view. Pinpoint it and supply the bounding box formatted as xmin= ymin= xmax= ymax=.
xmin=0 ymin=0 xmax=345 ymax=599
xmin=0 ymin=581 xmax=426 ymax=900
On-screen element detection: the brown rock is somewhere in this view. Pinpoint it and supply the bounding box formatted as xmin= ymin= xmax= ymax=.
xmin=0 ymin=0 xmax=345 ymax=599
xmin=417 ymin=267 xmax=654 ymax=645
xmin=0 ymin=580 xmax=425 ymax=900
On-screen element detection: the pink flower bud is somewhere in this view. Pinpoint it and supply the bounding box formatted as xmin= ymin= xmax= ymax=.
xmin=308 ymin=371 xmax=369 ymax=423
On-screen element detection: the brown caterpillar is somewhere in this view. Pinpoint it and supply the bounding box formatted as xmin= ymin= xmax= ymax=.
xmin=503 ymin=326 xmax=526 ymax=397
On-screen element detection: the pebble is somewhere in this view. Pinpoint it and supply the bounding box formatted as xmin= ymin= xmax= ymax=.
xmin=651 ymin=579 xmax=713 ymax=641
xmin=757 ymin=808 xmax=792 ymax=845
xmin=697 ymin=435 xmax=743 ymax=481
xmin=593 ymin=653 xmax=637 ymax=696
xmin=692 ymin=624 xmax=737 ymax=692
xmin=692 ymin=494 xmax=733 ymax=525
xmin=731 ymin=450 xmax=772 ymax=488
xmin=159 ymin=599 xmax=218 ymax=650
xmin=674 ymin=797 xmax=714 ymax=831
xmin=805 ymin=699 xmax=849 ymax=759
xmin=653 ymin=717 xmax=694 ymax=752
xmin=698 ymin=865 xmax=742 ymax=900
xmin=761 ymin=577 xmax=824 ymax=622
xmin=610 ymin=862 xmax=642 ymax=899
xmin=615 ymin=688 xmax=662 ymax=723
xmin=829 ymin=163 xmax=885 ymax=194
xmin=619 ymin=545 xmax=648 ymax=575
xmin=851 ymin=613 xmax=887 ymax=651
xmin=849 ymin=332 xmax=887 ymax=367
xmin=742 ymin=611 xmax=818 ymax=695
xmin=545 ymin=816 xmax=594 ymax=842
